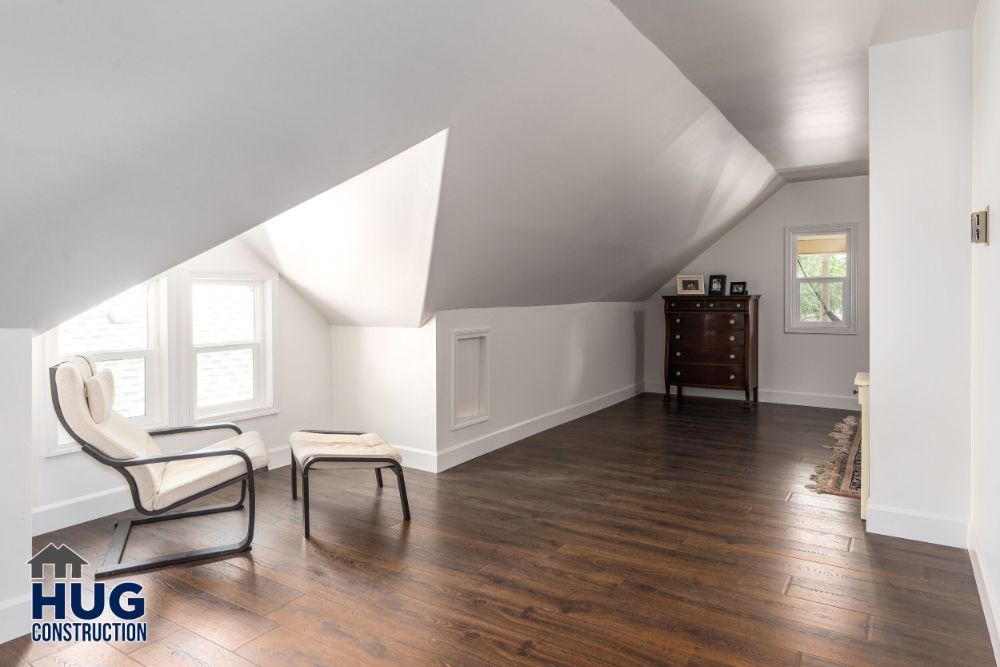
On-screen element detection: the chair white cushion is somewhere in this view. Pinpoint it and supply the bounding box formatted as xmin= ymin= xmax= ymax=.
xmin=54 ymin=358 xmax=165 ymax=509
xmin=55 ymin=355 xmax=270 ymax=512
xmin=84 ymin=369 xmax=114 ymax=423
xmin=290 ymin=431 xmax=401 ymax=470
xmin=152 ymin=431 xmax=269 ymax=511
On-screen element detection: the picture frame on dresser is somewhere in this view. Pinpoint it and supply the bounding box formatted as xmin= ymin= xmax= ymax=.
xmin=676 ymin=275 xmax=705 ymax=295
xmin=662 ymin=294 xmax=760 ymax=409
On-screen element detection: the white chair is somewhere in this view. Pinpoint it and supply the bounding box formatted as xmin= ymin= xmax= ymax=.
xmin=50 ymin=356 xmax=269 ymax=578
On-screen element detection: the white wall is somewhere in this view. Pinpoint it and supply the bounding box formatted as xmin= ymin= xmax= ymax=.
xmin=434 ymin=303 xmax=642 ymax=471
xmin=31 ymin=238 xmax=334 ymax=534
xmin=0 ymin=331 xmax=32 ymax=643
xmin=868 ymin=29 xmax=972 ymax=548
xmin=642 ymin=176 xmax=869 ymax=410
xmin=970 ymin=0 xmax=1000 ymax=655
xmin=329 ymin=322 xmax=438 ymax=471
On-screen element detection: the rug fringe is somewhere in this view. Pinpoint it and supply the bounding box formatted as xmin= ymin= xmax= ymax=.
xmin=808 ymin=415 xmax=860 ymax=495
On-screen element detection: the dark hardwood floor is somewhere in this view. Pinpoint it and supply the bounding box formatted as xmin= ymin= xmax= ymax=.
xmin=2 ymin=394 xmax=994 ymax=666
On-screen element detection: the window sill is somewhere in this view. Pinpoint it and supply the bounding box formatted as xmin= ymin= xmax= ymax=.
xmin=195 ymin=405 xmax=279 ymax=425
xmin=785 ymin=326 xmax=857 ymax=335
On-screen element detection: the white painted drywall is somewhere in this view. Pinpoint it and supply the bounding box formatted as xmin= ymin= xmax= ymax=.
xmin=868 ymin=29 xmax=972 ymax=547
xmin=0 ymin=330 xmax=32 ymax=642
xmin=642 ymin=176 xmax=869 ymax=410
xmin=434 ymin=303 xmax=643 ymax=471
xmin=1 ymin=1 xmax=776 ymax=333
xmin=30 ymin=238 xmax=334 ymax=534
xmin=970 ymin=0 xmax=1000 ymax=655
xmin=329 ymin=322 xmax=438 ymax=472
xmin=242 ymin=130 xmax=447 ymax=327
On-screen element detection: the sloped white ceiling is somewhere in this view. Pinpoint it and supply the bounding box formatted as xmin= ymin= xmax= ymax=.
xmin=1 ymin=1 xmax=778 ymax=331
xmin=612 ymin=0 xmax=977 ymax=181
xmin=241 ymin=130 xmax=447 ymax=327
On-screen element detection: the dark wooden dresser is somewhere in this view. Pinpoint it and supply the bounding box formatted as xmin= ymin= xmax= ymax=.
xmin=663 ymin=295 xmax=759 ymax=408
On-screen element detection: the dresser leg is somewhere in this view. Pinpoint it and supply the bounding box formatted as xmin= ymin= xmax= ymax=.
xmin=753 ymin=386 xmax=759 ymax=403
xmin=742 ymin=387 xmax=751 ymax=409
xmin=663 ymin=386 xmax=671 ymax=403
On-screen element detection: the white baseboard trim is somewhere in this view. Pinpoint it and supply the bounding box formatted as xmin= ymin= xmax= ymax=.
xmin=0 ymin=592 xmax=32 ymax=644
xmin=968 ymin=523 xmax=1000 ymax=662
xmin=32 ymin=485 xmax=132 ymax=537
xmin=267 ymin=445 xmax=291 ymax=470
xmin=642 ymin=380 xmax=858 ymax=411
xmin=865 ymin=502 xmax=968 ymax=548
xmin=393 ymin=445 xmax=438 ymax=473
xmin=436 ymin=383 xmax=640 ymax=473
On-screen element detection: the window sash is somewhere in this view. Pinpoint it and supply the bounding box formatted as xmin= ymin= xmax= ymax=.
xmin=785 ymin=225 xmax=857 ymax=335
xmin=45 ymin=279 xmax=166 ymax=456
xmin=185 ymin=272 xmax=274 ymax=422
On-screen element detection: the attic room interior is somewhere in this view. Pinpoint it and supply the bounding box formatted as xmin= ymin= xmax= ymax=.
xmin=2 ymin=0 xmax=999 ymax=664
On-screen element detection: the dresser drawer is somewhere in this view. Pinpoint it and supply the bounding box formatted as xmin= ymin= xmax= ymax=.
xmin=669 ymin=312 xmax=745 ymax=330
xmin=670 ymin=346 xmax=743 ymax=364
xmin=665 ymin=299 xmax=751 ymax=312
xmin=670 ymin=329 xmax=744 ymax=347
xmin=668 ymin=363 xmax=745 ymax=387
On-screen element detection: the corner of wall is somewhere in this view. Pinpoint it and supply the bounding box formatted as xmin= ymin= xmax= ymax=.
xmin=968 ymin=522 xmax=1000 ymax=661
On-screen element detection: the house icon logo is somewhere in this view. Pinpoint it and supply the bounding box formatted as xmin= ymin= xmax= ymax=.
xmin=28 ymin=543 xmax=147 ymax=644
xmin=28 ymin=543 xmax=88 ymax=580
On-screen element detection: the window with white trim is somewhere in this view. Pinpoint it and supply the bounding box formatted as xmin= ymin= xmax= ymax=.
xmin=784 ymin=224 xmax=857 ymax=334
xmin=43 ymin=269 xmax=276 ymax=456
xmin=187 ymin=274 xmax=274 ymax=421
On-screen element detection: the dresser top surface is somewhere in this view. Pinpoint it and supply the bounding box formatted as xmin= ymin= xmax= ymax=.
xmin=662 ymin=295 xmax=759 ymax=301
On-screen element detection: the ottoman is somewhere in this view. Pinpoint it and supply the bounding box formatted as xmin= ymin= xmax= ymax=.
xmin=289 ymin=430 xmax=410 ymax=537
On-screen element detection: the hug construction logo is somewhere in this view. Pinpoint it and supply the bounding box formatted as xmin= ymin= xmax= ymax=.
xmin=28 ymin=543 xmax=147 ymax=643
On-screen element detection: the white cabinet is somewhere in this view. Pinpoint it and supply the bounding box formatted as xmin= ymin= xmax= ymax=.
xmin=854 ymin=372 xmax=870 ymax=520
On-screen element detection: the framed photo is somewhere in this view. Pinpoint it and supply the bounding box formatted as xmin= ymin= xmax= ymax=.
xmin=729 ymin=281 xmax=747 ymax=295
xmin=708 ymin=275 xmax=726 ymax=296
xmin=676 ymin=275 xmax=705 ymax=295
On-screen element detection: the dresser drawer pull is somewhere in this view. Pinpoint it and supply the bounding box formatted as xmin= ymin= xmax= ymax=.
xmin=675 ymin=371 xmax=681 ymax=376
xmin=729 ymin=319 xmax=735 ymax=325
xmin=670 ymin=302 xmax=676 ymax=307
xmin=737 ymin=303 xmax=743 ymax=308
xmin=675 ymin=334 xmax=680 ymax=340
xmin=729 ymin=353 xmax=735 ymax=359
xmin=729 ymin=335 xmax=735 ymax=342
xmin=729 ymin=374 xmax=736 ymax=380
xmin=696 ymin=303 xmax=702 ymax=308
xmin=675 ymin=351 xmax=681 ymax=357
xmin=709 ymin=303 xmax=715 ymax=308
xmin=675 ymin=318 xmax=680 ymax=323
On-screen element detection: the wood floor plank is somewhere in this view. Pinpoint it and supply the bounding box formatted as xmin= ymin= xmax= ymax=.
xmin=1 ymin=394 xmax=992 ymax=665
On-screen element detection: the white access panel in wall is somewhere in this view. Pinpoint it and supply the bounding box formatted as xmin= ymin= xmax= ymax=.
xmin=452 ymin=329 xmax=489 ymax=430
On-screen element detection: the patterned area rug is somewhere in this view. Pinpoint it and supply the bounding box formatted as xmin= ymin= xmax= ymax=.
xmin=807 ymin=415 xmax=861 ymax=498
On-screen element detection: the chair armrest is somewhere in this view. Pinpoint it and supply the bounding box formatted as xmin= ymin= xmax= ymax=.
xmin=115 ymin=448 xmax=255 ymax=473
xmin=148 ymin=423 xmax=242 ymax=438
xmin=299 ymin=429 xmax=365 ymax=435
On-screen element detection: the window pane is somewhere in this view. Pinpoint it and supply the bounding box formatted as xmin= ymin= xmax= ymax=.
xmin=197 ymin=348 xmax=254 ymax=408
xmin=57 ymin=284 xmax=149 ymax=355
xmin=795 ymin=233 xmax=848 ymax=279
xmin=95 ymin=358 xmax=146 ymax=418
xmin=192 ymin=283 xmax=256 ymax=346
xmin=799 ymin=281 xmax=844 ymax=323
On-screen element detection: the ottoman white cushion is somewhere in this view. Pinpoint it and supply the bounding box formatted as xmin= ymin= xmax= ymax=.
xmin=290 ymin=431 xmax=402 ymax=470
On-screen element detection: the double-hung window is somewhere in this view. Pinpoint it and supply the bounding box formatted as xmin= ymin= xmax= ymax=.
xmin=48 ymin=281 xmax=166 ymax=454
xmin=186 ymin=273 xmax=274 ymax=421
xmin=44 ymin=269 xmax=276 ymax=456
xmin=784 ymin=224 xmax=857 ymax=334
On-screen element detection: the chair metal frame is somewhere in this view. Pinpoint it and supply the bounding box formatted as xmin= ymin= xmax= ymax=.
xmin=49 ymin=364 xmax=261 ymax=579
xmin=290 ymin=430 xmax=411 ymax=538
